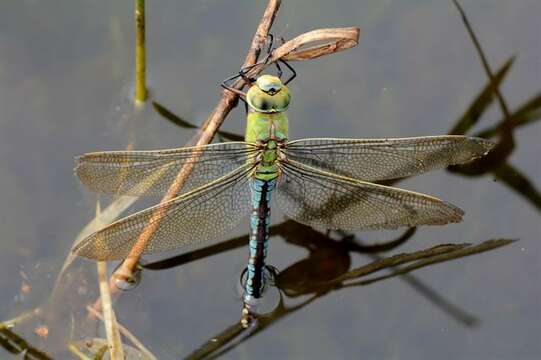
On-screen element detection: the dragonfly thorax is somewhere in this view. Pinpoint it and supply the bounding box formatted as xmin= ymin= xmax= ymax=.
xmin=260 ymin=139 xmax=279 ymax=164
xmin=247 ymin=75 xmax=291 ymax=114
xmin=252 ymin=139 xmax=284 ymax=181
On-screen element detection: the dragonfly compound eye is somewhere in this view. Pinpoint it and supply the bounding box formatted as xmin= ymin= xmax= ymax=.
xmin=256 ymin=97 xmax=270 ymax=111
xmin=247 ymin=76 xmax=291 ymax=113
xmin=256 ymin=75 xmax=283 ymax=94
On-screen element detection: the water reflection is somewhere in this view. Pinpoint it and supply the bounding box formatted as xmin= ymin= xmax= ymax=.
xmin=0 ymin=323 xmax=52 ymax=360
xmin=143 ymin=2 xmax=541 ymax=355
xmin=169 ymin=221 xmax=512 ymax=359
xmin=2 ymin=1 xmax=541 ymax=358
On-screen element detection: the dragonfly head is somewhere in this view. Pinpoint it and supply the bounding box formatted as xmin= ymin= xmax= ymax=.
xmin=247 ymin=75 xmax=291 ymax=113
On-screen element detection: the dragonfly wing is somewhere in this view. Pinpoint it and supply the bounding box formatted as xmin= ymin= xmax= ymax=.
xmin=72 ymin=163 xmax=254 ymax=260
xmin=284 ymin=136 xmax=494 ymax=181
xmin=75 ymin=142 xmax=258 ymax=196
xmin=275 ymin=159 xmax=463 ymax=231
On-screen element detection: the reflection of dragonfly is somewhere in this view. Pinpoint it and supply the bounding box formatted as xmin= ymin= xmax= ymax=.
xmin=73 ymin=68 xmax=493 ymax=307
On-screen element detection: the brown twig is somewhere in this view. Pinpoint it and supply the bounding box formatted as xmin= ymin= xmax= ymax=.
xmin=90 ymin=0 xmax=282 ymax=312
xmin=91 ymin=0 xmax=360 ymax=312
xmin=274 ymin=27 xmax=359 ymax=61
xmin=241 ymin=27 xmax=360 ymax=79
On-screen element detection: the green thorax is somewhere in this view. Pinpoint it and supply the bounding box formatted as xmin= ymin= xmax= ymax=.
xmin=244 ymin=75 xmax=291 ymax=181
xmin=245 ymin=111 xmax=289 ymax=143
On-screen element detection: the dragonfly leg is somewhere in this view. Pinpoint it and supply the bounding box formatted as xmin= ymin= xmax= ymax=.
xmin=221 ymin=40 xmax=274 ymax=101
xmin=237 ymin=33 xmax=275 ymax=83
xmin=220 ymin=73 xmax=248 ymax=101
xmin=274 ymin=60 xmax=283 ymax=79
xmin=266 ymin=34 xmax=297 ymax=85
xmin=280 ymin=59 xmax=296 ymax=85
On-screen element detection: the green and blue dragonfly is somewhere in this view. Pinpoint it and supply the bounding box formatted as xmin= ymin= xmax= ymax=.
xmin=73 ymin=72 xmax=493 ymax=304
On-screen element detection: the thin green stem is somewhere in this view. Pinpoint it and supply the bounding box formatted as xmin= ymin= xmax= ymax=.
xmin=135 ymin=0 xmax=147 ymax=103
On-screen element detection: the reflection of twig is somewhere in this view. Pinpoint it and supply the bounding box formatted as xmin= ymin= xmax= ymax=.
xmin=344 ymin=239 xmax=514 ymax=286
xmin=449 ymin=57 xmax=514 ymax=135
xmin=186 ymin=238 xmax=514 ymax=359
xmin=448 ymin=1 xmax=541 ymax=215
xmin=340 ymin=230 xmax=477 ymax=326
xmin=184 ymin=322 xmax=247 ymax=360
xmin=390 ymin=270 xmax=478 ymax=326
xmin=493 ymin=163 xmax=541 ymax=212
xmin=335 ymin=243 xmax=469 ymax=282
xmin=452 ymin=0 xmax=514 ymax=173
xmin=0 ymin=324 xmax=53 ymax=360
xmin=476 ymin=92 xmax=541 ymax=138
xmin=453 ymin=0 xmax=511 ymax=119
xmin=143 ymin=221 xmax=476 ymax=327
xmin=152 ymin=101 xmax=244 ymax=141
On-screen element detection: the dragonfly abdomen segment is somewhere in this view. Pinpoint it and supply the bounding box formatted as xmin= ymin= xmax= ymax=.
xmin=245 ymin=178 xmax=276 ymax=301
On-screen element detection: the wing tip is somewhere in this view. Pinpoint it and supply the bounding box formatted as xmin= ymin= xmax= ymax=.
xmin=73 ymin=154 xmax=90 ymax=180
xmin=469 ymin=137 xmax=496 ymax=158
xmin=441 ymin=200 xmax=465 ymax=224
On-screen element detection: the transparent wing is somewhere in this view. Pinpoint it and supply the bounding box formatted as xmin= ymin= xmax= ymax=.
xmin=275 ymin=159 xmax=463 ymax=231
xmin=283 ymin=136 xmax=494 ymax=181
xmin=75 ymin=142 xmax=258 ymax=196
xmin=72 ymin=163 xmax=254 ymax=260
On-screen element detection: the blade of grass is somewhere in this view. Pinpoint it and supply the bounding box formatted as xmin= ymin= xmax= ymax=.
xmin=135 ymin=0 xmax=147 ymax=103
xmin=453 ymin=0 xmax=512 ymax=119
xmin=493 ymin=162 xmax=541 ymax=212
xmin=152 ymin=101 xmax=244 ymax=141
xmin=476 ymin=92 xmax=541 ymax=138
xmin=448 ymin=57 xmax=514 ymax=135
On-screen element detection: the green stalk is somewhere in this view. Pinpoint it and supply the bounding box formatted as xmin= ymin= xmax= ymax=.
xmin=135 ymin=0 xmax=147 ymax=103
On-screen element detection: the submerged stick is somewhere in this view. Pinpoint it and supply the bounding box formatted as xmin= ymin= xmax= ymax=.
xmin=97 ymin=261 xmax=124 ymax=360
xmin=87 ymin=306 xmax=158 ymax=360
xmin=135 ymin=0 xmax=147 ymax=102
xmin=95 ymin=200 xmax=124 ymax=360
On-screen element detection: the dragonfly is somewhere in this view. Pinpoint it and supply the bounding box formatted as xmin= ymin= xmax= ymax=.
xmin=73 ymin=67 xmax=494 ymax=306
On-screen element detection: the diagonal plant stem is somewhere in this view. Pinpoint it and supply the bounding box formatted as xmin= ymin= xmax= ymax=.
xmin=135 ymin=0 xmax=147 ymax=103
xmin=452 ymin=0 xmax=515 ymax=155
xmin=90 ymin=0 xmax=283 ymax=312
xmin=452 ymin=0 xmax=511 ymax=119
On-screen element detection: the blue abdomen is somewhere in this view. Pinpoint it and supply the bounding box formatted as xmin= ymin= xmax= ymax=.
xmin=245 ymin=178 xmax=276 ymax=301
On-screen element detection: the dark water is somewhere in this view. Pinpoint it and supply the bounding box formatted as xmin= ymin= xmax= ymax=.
xmin=1 ymin=0 xmax=540 ymax=359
